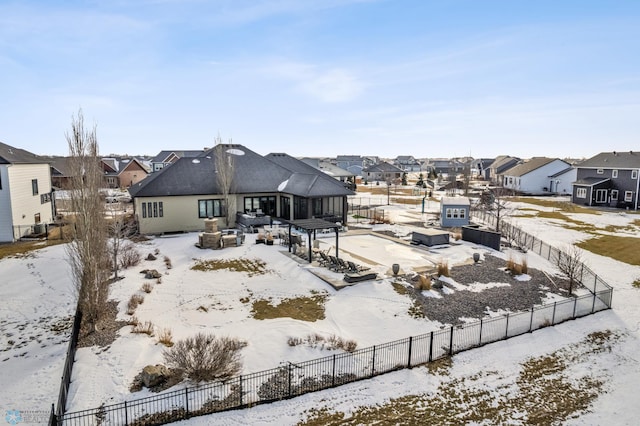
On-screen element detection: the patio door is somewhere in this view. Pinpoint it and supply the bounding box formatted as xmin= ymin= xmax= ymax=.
xmin=595 ymin=189 xmax=608 ymax=203
xmin=279 ymin=196 xmax=290 ymax=220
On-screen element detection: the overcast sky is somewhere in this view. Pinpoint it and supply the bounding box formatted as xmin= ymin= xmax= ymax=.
xmin=1 ymin=0 xmax=639 ymax=159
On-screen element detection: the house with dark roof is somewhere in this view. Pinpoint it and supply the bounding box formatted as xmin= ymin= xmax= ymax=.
xmin=502 ymin=157 xmax=573 ymax=194
xmin=103 ymin=157 xmax=150 ymax=189
xmin=362 ymin=161 xmax=404 ymax=183
xmin=300 ymin=158 xmax=355 ymax=190
xmin=0 ymin=142 xmax=54 ymax=242
xmin=150 ymin=149 xmax=207 ymax=172
xmin=335 ymin=155 xmax=377 ymax=176
xmin=129 ymin=144 xmax=355 ymax=234
xmin=394 ymin=156 xmax=422 ymax=172
xmin=488 ymin=155 xmax=521 ymax=185
xmin=572 ymin=151 xmax=640 ymax=209
xmin=470 ymin=158 xmax=495 ymax=180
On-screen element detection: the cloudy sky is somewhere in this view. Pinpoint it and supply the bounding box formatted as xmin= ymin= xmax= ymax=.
xmin=1 ymin=0 xmax=639 ymax=159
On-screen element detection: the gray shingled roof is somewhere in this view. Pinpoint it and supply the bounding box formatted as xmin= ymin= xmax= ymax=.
xmin=362 ymin=161 xmax=404 ymax=173
xmin=503 ymin=157 xmax=565 ymax=177
xmin=0 ymin=141 xmax=47 ymax=164
xmin=578 ymin=151 xmax=640 ymax=169
xmin=573 ymin=177 xmax=610 ymax=187
xmin=151 ymin=150 xmax=207 ymax=163
xmin=130 ymin=145 xmax=354 ymax=198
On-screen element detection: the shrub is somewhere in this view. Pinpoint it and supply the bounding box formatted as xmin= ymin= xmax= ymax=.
xmin=126 ymin=316 xmax=139 ymax=326
xmin=164 ymin=256 xmax=172 ymax=269
xmin=633 ymin=279 xmax=640 ymax=289
xmin=156 ymin=277 xmax=162 ymax=284
xmin=416 ymin=274 xmax=432 ymax=291
xmin=158 ymin=328 xmax=174 ymax=347
xmin=437 ymin=259 xmax=449 ymax=277
xmin=287 ymin=336 xmax=303 ymax=347
xmin=120 ymin=242 xmax=142 ymax=269
xmin=521 ymin=257 xmax=528 ymax=274
xmin=132 ymin=320 xmax=155 ymax=336
xmin=154 ymin=248 xmax=160 ymax=255
xmin=142 ymin=282 xmax=153 ymax=293
xmin=163 ymin=333 xmax=247 ymax=382
xmin=127 ymin=294 xmax=145 ymax=315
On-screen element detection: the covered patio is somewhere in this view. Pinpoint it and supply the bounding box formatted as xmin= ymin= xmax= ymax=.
xmin=286 ymin=218 xmax=342 ymax=263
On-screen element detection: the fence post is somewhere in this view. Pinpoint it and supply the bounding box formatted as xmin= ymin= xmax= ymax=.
xmin=185 ymin=387 xmax=189 ymax=419
xmin=591 ymin=293 xmax=597 ymax=313
xmin=239 ymin=375 xmax=243 ymax=406
xmin=407 ymin=336 xmax=413 ymax=368
xmin=505 ymin=313 xmax=510 ymax=339
xmin=594 ymin=274 xmax=598 ymax=293
xmin=428 ymin=331 xmax=434 ymax=362
xmin=529 ymin=306 xmax=534 ymax=332
xmin=124 ymin=400 xmax=128 ymax=425
xmin=573 ymin=297 xmax=578 ymax=318
xmin=288 ymin=363 xmax=293 ymax=397
xmin=332 ymin=354 xmax=336 ymax=386
xmin=449 ymin=326 xmax=454 ymax=355
xmin=479 ymin=318 xmax=483 ymax=346
xmin=371 ymin=346 xmax=376 ymax=377
xmin=551 ymin=302 xmax=557 ymax=325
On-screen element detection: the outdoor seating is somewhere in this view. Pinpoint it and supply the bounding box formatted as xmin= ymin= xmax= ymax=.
xmin=318 ymin=251 xmax=331 ymax=267
xmin=336 ymin=257 xmax=350 ymax=272
xmin=347 ymin=260 xmax=370 ymax=273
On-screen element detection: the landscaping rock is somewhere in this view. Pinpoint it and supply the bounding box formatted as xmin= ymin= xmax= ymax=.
xmin=141 ymin=364 xmax=170 ymax=388
xmin=144 ymin=269 xmax=162 ymax=279
xmin=146 ymin=253 xmax=157 ymax=261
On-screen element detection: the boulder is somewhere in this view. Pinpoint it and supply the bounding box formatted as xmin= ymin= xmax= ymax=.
xmin=141 ymin=364 xmax=170 ymax=388
xmin=146 ymin=253 xmax=157 ymax=261
xmin=145 ymin=269 xmax=162 ymax=279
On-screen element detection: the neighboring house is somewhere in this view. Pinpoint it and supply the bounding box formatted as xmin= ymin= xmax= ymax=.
xmin=425 ymin=158 xmax=467 ymax=177
xmin=300 ymin=158 xmax=355 ymax=190
xmin=150 ymin=150 xmax=207 ymax=172
xmin=502 ymin=157 xmax=572 ymax=194
xmin=362 ymin=161 xmax=403 ymax=183
xmin=129 ymin=144 xmax=355 ymax=235
xmin=548 ymin=167 xmax=577 ymax=195
xmin=0 ymin=142 xmax=54 ymax=242
xmin=102 ymin=157 xmax=150 ymax=189
xmin=440 ymin=196 xmax=471 ymax=228
xmin=335 ymin=155 xmax=377 ymax=177
xmin=488 ymin=155 xmax=520 ymax=185
xmin=394 ymin=156 xmax=422 ymax=172
xmin=470 ymin=158 xmax=495 ymax=180
xmin=572 ymin=151 xmax=640 ymax=209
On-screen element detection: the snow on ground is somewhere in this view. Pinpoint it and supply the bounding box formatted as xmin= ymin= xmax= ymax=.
xmin=2 ymin=192 xmax=640 ymax=425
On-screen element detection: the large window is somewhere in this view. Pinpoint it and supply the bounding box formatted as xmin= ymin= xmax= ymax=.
xmin=576 ymin=188 xmax=587 ymax=198
xmin=142 ymin=201 xmax=164 ymax=218
xmin=244 ymin=196 xmax=276 ymax=216
xmin=32 ymin=179 xmax=38 ymax=195
xmin=198 ymin=199 xmax=223 ymax=218
xmin=633 ymin=170 xmax=639 ymax=180
xmin=611 ymin=190 xmax=618 ymax=201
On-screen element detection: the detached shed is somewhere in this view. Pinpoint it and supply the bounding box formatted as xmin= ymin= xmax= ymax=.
xmin=440 ymin=196 xmax=471 ymax=228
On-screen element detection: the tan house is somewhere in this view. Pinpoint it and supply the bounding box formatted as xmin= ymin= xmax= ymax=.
xmin=129 ymin=144 xmax=355 ymax=234
xmin=103 ymin=158 xmax=150 ymax=189
xmin=0 ymin=142 xmax=54 ymax=242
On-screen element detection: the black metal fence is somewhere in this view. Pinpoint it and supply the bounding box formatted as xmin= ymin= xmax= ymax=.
xmin=51 ymin=214 xmax=614 ymax=426
xmin=13 ymin=222 xmax=68 ymax=241
xmin=347 ymin=203 xmax=389 ymax=224
xmin=49 ymin=309 xmax=82 ymax=426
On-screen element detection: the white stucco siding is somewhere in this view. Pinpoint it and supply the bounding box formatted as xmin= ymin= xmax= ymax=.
xmin=7 ymin=164 xmax=53 ymax=228
xmin=0 ymin=165 xmax=13 ymax=242
xmin=135 ymin=195 xmax=238 ymax=235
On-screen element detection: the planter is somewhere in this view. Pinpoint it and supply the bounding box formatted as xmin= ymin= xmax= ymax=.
xmin=266 ymin=239 xmax=274 ymax=245
xmin=392 ymin=263 xmax=400 ymax=276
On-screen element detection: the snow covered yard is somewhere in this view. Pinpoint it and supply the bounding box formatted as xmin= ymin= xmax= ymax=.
xmin=1 ymin=194 xmax=639 ymax=425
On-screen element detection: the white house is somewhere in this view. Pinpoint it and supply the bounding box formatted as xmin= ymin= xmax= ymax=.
xmin=0 ymin=142 xmax=54 ymax=242
xmin=502 ymin=157 xmax=572 ymax=194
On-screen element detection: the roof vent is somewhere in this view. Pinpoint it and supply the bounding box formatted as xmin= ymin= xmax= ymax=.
xmin=192 ymin=159 xmax=200 ymax=164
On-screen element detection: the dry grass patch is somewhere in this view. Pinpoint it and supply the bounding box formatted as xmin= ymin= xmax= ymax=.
xmin=288 ymin=333 xmax=357 ymax=352
xmin=192 ymin=258 xmax=270 ymax=276
xmin=157 ymin=328 xmax=174 ymax=347
xmin=577 ymin=234 xmax=640 ymax=265
xmin=633 ymin=279 xmax=640 ymax=289
xmin=252 ymin=293 xmax=327 ymax=322
xmin=0 ymin=240 xmax=65 ymax=260
xmin=298 ymin=331 xmax=619 ymax=425
xmin=514 ymin=197 xmax=599 ymax=214
xmin=131 ymin=320 xmax=154 ymax=336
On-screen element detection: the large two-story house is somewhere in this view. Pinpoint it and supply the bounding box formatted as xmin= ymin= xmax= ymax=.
xmin=0 ymin=142 xmax=54 ymax=242
xmin=572 ymin=151 xmax=640 ymax=209
xmin=129 ymin=144 xmax=355 ymax=234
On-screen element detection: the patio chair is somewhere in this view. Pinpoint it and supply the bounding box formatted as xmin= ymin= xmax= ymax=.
xmin=328 ymin=255 xmax=342 ymax=272
xmin=347 ymin=260 xmax=370 ymax=273
xmin=336 ymin=257 xmax=350 ymax=272
xmin=318 ymin=251 xmax=331 ymax=267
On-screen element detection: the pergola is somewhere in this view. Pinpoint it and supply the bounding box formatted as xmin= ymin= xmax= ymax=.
xmin=287 ymin=218 xmax=341 ymax=263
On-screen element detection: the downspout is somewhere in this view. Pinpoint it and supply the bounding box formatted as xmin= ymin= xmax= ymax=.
xmin=636 ymin=168 xmax=640 ymax=210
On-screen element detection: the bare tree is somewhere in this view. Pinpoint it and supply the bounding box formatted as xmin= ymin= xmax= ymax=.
xmin=65 ymin=110 xmax=110 ymax=333
xmin=554 ymin=245 xmax=585 ymax=295
xmin=214 ymin=136 xmax=235 ymax=228
xmin=479 ymin=187 xmax=514 ymax=232
xmin=106 ymin=204 xmax=137 ymax=279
